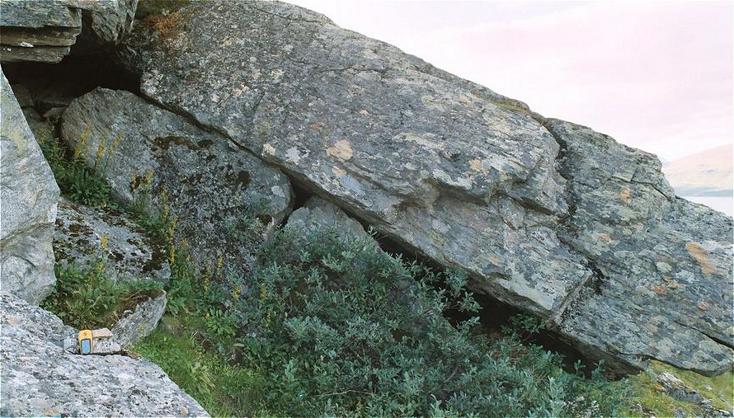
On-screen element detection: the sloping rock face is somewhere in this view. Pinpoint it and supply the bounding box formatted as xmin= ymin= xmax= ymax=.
xmin=0 ymin=291 xmax=207 ymax=417
xmin=60 ymin=88 xmax=292 ymax=277
xmin=545 ymin=119 xmax=734 ymax=375
xmin=0 ymin=70 xmax=60 ymax=304
xmin=54 ymin=198 xmax=171 ymax=284
xmin=117 ymin=0 xmax=734 ymax=375
xmin=0 ymin=0 xmax=137 ymax=63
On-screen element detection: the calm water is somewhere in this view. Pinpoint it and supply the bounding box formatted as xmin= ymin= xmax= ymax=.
xmin=682 ymin=196 xmax=733 ymax=217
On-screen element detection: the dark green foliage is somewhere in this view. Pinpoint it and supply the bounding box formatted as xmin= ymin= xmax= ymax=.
xmin=37 ymin=131 xmax=115 ymax=208
xmin=42 ymin=261 xmax=163 ymax=329
xmin=186 ymin=227 xmax=630 ymax=417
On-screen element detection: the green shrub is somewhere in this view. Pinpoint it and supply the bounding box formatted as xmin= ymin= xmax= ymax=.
xmin=191 ymin=228 xmax=630 ymax=417
xmin=37 ymin=129 xmax=115 ymax=208
xmin=42 ymin=261 xmax=163 ymax=329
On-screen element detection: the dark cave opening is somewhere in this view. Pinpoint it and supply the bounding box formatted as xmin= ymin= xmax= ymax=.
xmin=2 ymin=52 xmax=139 ymax=114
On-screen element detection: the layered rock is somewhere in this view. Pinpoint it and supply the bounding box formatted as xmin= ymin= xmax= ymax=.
xmin=60 ymin=88 xmax=292 ymax=278
xmin=545 ymin=119 xmax=734 ymax=375
xmin=117 ymin=0 xmax=734 ymax=375
xmin=0 ymin=291 xmax=207 ymax=417
xmin=0 ymin=0 xmax=137 ymax=63
xmin=54 ymin=198 xmax=171 ymax=285
xmin=0 ymin=69 xmax=60 ymax=304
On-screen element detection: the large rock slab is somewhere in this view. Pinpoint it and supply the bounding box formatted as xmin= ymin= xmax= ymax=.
xmin=118 ymin=0 xmax=733 ymax=374
xmin=0 ymin=291 xmax=207 ymax=417
xmin=60 ymin=88 xmax=292 ymax=278
xmin=0 ymin=70 xmax=60 ymax=304
xmin=544 ymin=119 xmax=734 ymax=375
xmin=54 ymin=198 xmax=171 ymax=285
xmin=121 ymin=0 xmax=588 ymax=318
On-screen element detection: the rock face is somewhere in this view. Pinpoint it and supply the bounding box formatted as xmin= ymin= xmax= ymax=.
xmin=111 ymin=293 xmax=167 ymax=348
xmin=286 ymin=196 xmax=371 ymax=242
xmin=54 ymin=198 xmax=171 ymax=284
xmin=0 ymin=291 xmax=207 ymax=417
xmin=0 ymin=0 xmax=138 ymax=63
xmin=60 ymin=88 xmax=293 ymax=278
xmin=118 ymin=0 xmax=734 ymax=375
xmin=0 ymin=70 xmax=60 ymax=304
xmin=545 ymin=119 xmax=734 ymax=375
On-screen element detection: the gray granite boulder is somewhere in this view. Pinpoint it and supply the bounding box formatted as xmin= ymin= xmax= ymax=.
xmin=0 ymin=70 xmax=60 ymax=304
xmin=0 ymin=291 xmax=207 ymax=417
xmin=111 ymin=292 xmax=167 ymax=348
xmin=54 ymin=198 xmax=171 ymax=285
xmin=60 ymin=88 xmax=292 ymax=278
xmin=117 ymin=0 xmax=734 ymax=375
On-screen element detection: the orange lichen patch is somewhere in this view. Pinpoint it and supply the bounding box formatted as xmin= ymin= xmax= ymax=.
xmin=326 ymin=139 xmax=353 ymax=161
xmin=619 ymin=186 xmax=632 ymax=204
xmin=686 ymin=242 xmax=717 ymax=275
xmin=650 ymin=284 xmax=668 ymax=295
xmin=145 ymin=10 xmax=189 ymax=40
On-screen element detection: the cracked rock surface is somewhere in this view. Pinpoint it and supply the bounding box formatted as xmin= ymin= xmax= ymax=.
xmin=115 ymin=0 xmax=734 ymax=375
xmin=0 ymin=69 xmax=60 ymax=304
xmin=54 ymin=197 xmax=171 ymax=285
xmin=60 ymin=88 xmax=293 ymax=279
xmin=0 ymin=291 xmax=207 ymax=417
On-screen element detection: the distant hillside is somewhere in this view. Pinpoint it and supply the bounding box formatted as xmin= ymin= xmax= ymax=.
xmin=663 ymin=145 xmax=733 ymax=196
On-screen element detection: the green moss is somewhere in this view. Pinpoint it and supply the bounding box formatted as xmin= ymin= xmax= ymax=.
xmin=623 ymin=361 xmax=733 ymax=417
xmin=133 ymin=317 xmax=267 ymax=417
xmin=136 ymin=0 xmax=192 ymax=19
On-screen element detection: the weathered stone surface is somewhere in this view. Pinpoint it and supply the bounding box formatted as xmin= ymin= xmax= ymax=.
xmin=0 ymin=0 xmax=138 ymax=63
xmin=117 ymin=0 xmax=734 ymax=375
xmin=0 ymin=291 xmax=208 ymax=417
xmin=121 ymin=0 xmax=587 ymax=318
xmin=111 ymin=293 xmax=166 ymax=348
xmin=76 ymin=0 xmax=139 ymax=45
xmin=61 ymin=88 xmax=292 ymax=278
xmin=54 ymin=198 xmax=171 ymax=285
xmin=0 ymin=0 xmax=82 ymax=63
xmin=0 ymin=70 xmax=60 ymax=304
xmin=286 ymin=196 xmax=371 ymax=242
xmin=545 ymin=119 xmax=734 ymax=376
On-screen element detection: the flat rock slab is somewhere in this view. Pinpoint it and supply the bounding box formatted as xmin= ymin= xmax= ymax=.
xmin=54 ymin=198 xmax=171 ymax=285
xmin=0 ymin=69 xmax=60 ymax=304
xmin=117 ymin=0 xmax=734 ymax=375
xmin=0 ymin=292 xmax=207 ymax=417
xmin=61 ymin=88 xmax=293 ymax=278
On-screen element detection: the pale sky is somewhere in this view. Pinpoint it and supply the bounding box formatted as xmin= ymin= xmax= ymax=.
xmin=286 ymin=0 xmax=733 ymax=162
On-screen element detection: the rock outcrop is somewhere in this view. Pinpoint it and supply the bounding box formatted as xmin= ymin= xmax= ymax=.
xmin=0 ymin=0 xmax=138 ymax=63
xmin=111 ymin=292 xmax=167 ymax=348
xmin=0 ymin=291 xmax=207 ymax=417
xmin=0 ymin=69 xmax=60 ymax=304
xmin=60 ymin=88 xmax=293 ymax=278
xmin=117 ymin=0 xmax=734 ymax=375
xmin=54 ymin=198 xmax=171 ymax=285
xmin=285 ymin=196 xmax=372 ymax=243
